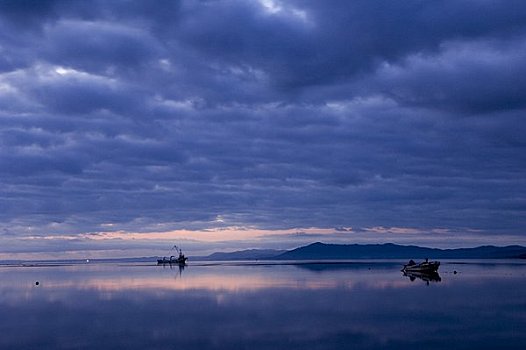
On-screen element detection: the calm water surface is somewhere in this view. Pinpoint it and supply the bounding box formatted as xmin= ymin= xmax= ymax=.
xmin=0 ymin=260 xmax=525 ymax=349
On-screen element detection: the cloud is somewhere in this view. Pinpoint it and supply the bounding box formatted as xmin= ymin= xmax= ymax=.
xmin=371 ymin=37 xmax=526 ymax=113
xmin=42 ymin=20 xmax=164 ymax=73
xmin=0 ymin=0 xmax=525 ymax=256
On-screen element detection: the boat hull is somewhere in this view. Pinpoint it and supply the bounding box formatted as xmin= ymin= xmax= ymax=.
xmin=157 ymin=257 xmax=188 ymax=265
xmin=402 ymin=261 xmax=440 ymax=273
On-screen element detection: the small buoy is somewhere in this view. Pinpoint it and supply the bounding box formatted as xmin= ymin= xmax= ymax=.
xmin=35 ymin=281 xmax=39 ymax=286
xmin=453 ymin=270 xmax=457 ymax=274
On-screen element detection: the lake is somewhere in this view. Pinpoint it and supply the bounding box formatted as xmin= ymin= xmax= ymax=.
xmin=1 ymin=260 xmax=525 ymax=349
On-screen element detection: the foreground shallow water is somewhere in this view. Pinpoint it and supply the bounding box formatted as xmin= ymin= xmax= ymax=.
xmin=0 ymin=260 xmax=525 ymax=349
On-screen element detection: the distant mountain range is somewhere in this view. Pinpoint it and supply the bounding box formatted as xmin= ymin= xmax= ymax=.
xmin=194 ymin=242 xmax=526 ymax=261
xmin=4 ymin=242 xmax=524 ymax=265
xmin=199 ymin=249 xmax=286 ymax=261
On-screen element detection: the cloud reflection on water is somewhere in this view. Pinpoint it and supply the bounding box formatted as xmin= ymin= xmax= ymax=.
xmin=0 ymin=262 xmax=525 ymax=349
xmin=0 ymin=262 xmax=412 ymax=298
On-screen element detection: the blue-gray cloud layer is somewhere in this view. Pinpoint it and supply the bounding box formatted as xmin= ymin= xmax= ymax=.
xmin=1 ymin=0 xmax=525 ymax=243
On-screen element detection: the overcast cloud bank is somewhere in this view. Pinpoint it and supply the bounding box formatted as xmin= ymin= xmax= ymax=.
xmin=1 ymin=0 xmax=525 ymax=257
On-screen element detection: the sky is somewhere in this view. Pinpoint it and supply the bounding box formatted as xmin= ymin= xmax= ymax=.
xmin=1 ymin=0 xmax=526 ymax=259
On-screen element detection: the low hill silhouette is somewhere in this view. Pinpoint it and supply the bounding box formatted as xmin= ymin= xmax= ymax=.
xmin=193 ymin=242 xmax=526 ymax=261
xmin=274 ymin=242 xmax=526 ymax=260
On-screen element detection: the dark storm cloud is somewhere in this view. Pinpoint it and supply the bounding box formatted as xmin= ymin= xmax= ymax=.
xmin=369 ymin=37 xmax=526 ymax=113
xmin=0 ymin=0 xmax=525 ymax=251
xmin=169 ymin=0 xmax=526 ymax=91
xmin=42 ymin=20 xmax=164 ymax=73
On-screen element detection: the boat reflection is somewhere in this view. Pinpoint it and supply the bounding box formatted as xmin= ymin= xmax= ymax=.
xmin=403 ymin=270 xmax=441 ymax=285
xmin=159 ymin=262 xmax=185 ymax=275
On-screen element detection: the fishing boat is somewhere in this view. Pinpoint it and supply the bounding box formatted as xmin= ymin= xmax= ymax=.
xmin=157 ymin=245 xmax=188 ymax=265
xmin=402 ymin=259 xmax=440 ymax=273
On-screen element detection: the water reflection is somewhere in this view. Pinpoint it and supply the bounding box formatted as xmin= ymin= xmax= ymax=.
xmin=403 ymin=270 xmax=442 ymax=284
xmin=158 ymin=262 xmax=185 ymax=276
xmin=0 ymin=261 xmax=525 ymax=349
xmin=0 ymin=263 xmax=412 ymax=295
